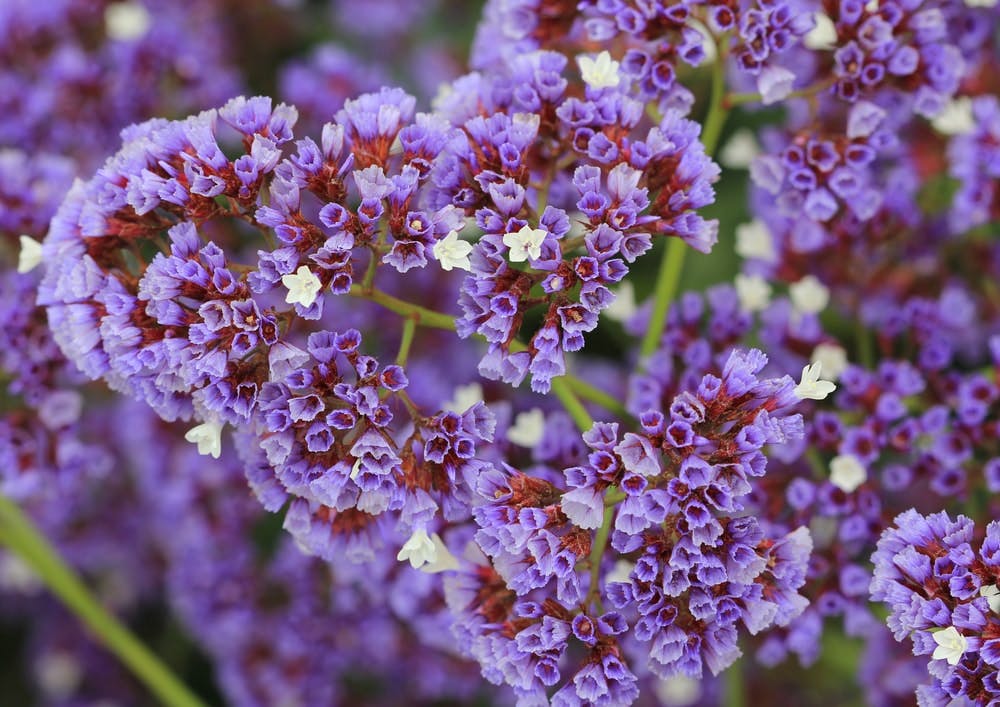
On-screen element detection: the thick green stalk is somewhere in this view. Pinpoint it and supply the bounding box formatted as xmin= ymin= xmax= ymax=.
xmin=639 ymin=50 xmax=729 ymax=361
xmin=395 ymin=315 xmax=417 ymax=367
xmin=551 ymin=377 xmax=594 ymax=432
xmin=0 ymin=494 xmax=206 ymax=707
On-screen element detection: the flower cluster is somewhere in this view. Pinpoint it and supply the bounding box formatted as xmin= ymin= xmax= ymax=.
xmin=871 ymin=510 xmax=1000 ymax=705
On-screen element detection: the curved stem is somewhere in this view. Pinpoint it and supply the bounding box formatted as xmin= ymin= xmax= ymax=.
xmin=639 ymin=47 xmax=729 ymax=363
xmin=352 ymin=286 xmax=616 ymax=428
xmin=0 ymin=494 xmax=206 ymax=707
xmin=585 ymin=495 xmax=617 ymax=609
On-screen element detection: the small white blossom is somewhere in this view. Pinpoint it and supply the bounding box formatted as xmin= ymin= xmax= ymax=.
xmin=38 ymin=653 xmax=82 ymax=699
xmin=794 ymin=362 xmax=837 ymax=400
xmin=397 ymin=527 xmax=437 ymax=569
xmin=184 ymin=420 xmax=224 ymax=459
xmin=0 ymin=553 xmax=40 ymax=594
xmin=605 ymin=559 xmax=636 ymax=585
xmin=503 ymin=225 xmax=547 ymax=263
xmin=805 ymin=13 xmax=838 ymax=49
xmin=577 ymin=51 xmax=621 ymax=90
xmin=829 ymin=454 xmax=867 ymax=493
xmin=603 ymin=281 xmax=637 ymax=323
xmin=965 ymin=0 xmax=997 ymax=7
xmin=432 ymin=229 xmax=473 ymax=271
xmin=444 ymin=382 xmax=484 ymax=413
xmin=734 ymin=219 xmax=775 ymax=262
xmin=653 ymin=676 xmax=701 ymax=707
xmin=932 ymin=626 xmax=968 ymax=666
xmin=932 ymin=97 xmax=975 ymax=135
xmin=281 ymin=265 xmax=323 ymax=307
xmin=810 ymin=343 xmax=848 ymax=382
xmin=735 ymin=273 xmax=772 ymax=312
xmin=789 ymin=275 xmax=830 ymax=315
xmin=507 ymin=408 xmax=545 ymax=448
xmin=720 ymin=129 xmax=761 ymax=170
xmin=980 ymin=584 xmax=1000 ymax=614
xmin=350 ymin=457 xmax=363 ymax=480
xmin=104 ymin=2 xmax=151 ymax=41
xmin=420 ymin=533 xmax=461 ymax=573
xmin=17 ymin=235 xmax=43 ymax=274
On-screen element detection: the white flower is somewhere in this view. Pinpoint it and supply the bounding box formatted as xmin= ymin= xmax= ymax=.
xmin=932 ymin=626 xmax=968 ymax=666
xmin=444 ymin=382 xmax=484 ymax=413
xmin=419 ymin=533 xmax=461 ymax=573
xmin=810 ymin=343 xmax=848 ymax=382
xmin=603 ymin=281 xmax=637 ymax=323
xmin=932 ymin=97 xmax=975 ymax=136
xmin=397 ymin=527 xmax=437 ymax=569
xmin=829 ymin=454 xmax=866 ymax=493
xmin=104 ymin=2 xmax=151 ymax=41
xmin=980 ymin=584 xmax=1000 ymax=614
xmin=735 ymin=274 xmax=772 ymax=312
xmin=184 ymin=420 xmax=224 ymax=459
xmin=507 ymin=408 xmax=545 ymax=448
xmin=17 ymin=235 xmax=43 ymax=274
xmin=804 ymin=13 xmax=838 ymax=49
xmin=503 ymin=225 xmax=547 ymax=263
xmin=734 ymin=219 xmax=775 ymax=262
xmin=789 ymin=275 xmax=830 ymax=315
xmin=965 ymin=0 xmax=997 ymax=7
xmin=0 ymin=553 xmax=40 ymax=594
xmin=577 ymin=51 xmax=621 ymax=90
xmin=432 ymin=229 xmax=473 ymax=271
xmin=281 ymin=265 xmax=322 ymax=307
xmin=38 ymin=652 xmax=82 ymax=699
xmin=653 ymin=676 xmax=701 ymax=707
xmin=720 ymin=129 xmax=761 ymax=170
xmin=794 ymin=361 xmax=837 ymax=400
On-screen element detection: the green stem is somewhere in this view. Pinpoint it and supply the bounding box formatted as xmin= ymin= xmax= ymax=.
xmin=724 ymin=657 xmax=747 ymax=707
xmin=856 ymin=319 xmax=875 ymax=370
xmin=585 ymin=496 xmax=617 ymax=608
xmin=349 ymin=286 xmax=456 ymax=331
xmin=551 ymin=378 xmax=594 ymax=432
xmin=564 ymin=377 xmax=633 ymax=424
xmin=395 ymin=315 xmax=417 ymax=367
xmin=639 ymin=237 xmax=688 ymax=360
xmin=353 ymin=287 xmax=612 ymax=427
xmin=639 ymin=49 xmax=729 ymax=363
xmin=0 ymin=495 xmax=205 ymax=707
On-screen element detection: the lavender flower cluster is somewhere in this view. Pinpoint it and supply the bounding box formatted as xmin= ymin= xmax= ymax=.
xmin=2 ymin=0 xmax=999 ymax=705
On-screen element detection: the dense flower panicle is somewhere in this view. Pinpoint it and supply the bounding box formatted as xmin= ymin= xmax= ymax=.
xmin=433 ymin=51 xmax=719 ymax=392
xmin=871 ymin=510 xmax=1000 ymax=705
xmin=816 ymin=0 xmax=967 ymax=115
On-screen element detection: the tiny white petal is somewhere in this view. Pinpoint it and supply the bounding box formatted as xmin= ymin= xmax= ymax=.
xmin=932 ymin=626 xmax=968 ymax=666
xmin=577 ymin=51 xmax=621 ymax=90
xmin=606 ymin=559 xmax=635 ymax=585
xmin=17 ymin=235 xmax=43 ymax=274
xmin=38 ymin=652 xmax=82 ymax=699
xmin=507 ymin=408 xmax=545 ymax=448
xmin=104 ymin=2 xmax=151 ymax=41
xmin=653 ymin=675 xmax=702 ymax=707
xmin=757 ymin=66 xmax=795 ymax=105
xmin=444 ymin=382 xmax=484 ymax=413
xmin=794 ymin=362 xmax=837 ymax=400
xmin=397 ymin=527 xmax=437 ymax=569
xmin=734 ymin=219 xmax=775 ymax=262
xmin=603 ymin=281 xmax=638 ymax=323
xmin=805 ymin=13 xmax=838 ymax=50
xmin=281 ymin=265 xmax=323 ymax=307
xmin=932 ymin=97 xmax=975 ymax=136
xmin=810 ymin=343 xmax=848 ymax=382
xmin=829 ymin=454 xmax=866 ymax=493
xmin=502 ymin=225 xmax=547 ymax=263
xmin=720 ymin=129 xmax=761 ymax=170
xmin=0 ymin=553 xmax=40 ymax=594
xmin=432 ymin=229 xmax=473 ymax=272
xmin=789 ymin=275 xmax=830 ymax=315
xmin=184 ymin=420 xmax=224 ymax=459
xmin=980 ymin=584 xmax=1000 ymax=614
xmin=420 ymin=533 xmax=461 ymax=573
xmin=965 ymin=0 xmax=998 ymax=7
xmin=735 ymin=273 xmax=772 ymax=312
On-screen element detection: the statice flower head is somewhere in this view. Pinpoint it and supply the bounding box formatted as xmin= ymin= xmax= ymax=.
xmin=871 ymin=510 xmax=1000 ymax=704
xmin=948 ymin=95 xmax=1000 ymax=233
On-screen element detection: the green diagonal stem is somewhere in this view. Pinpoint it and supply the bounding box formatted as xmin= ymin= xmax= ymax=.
xmin=0 ymin=494 xmax=206 ymax=707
